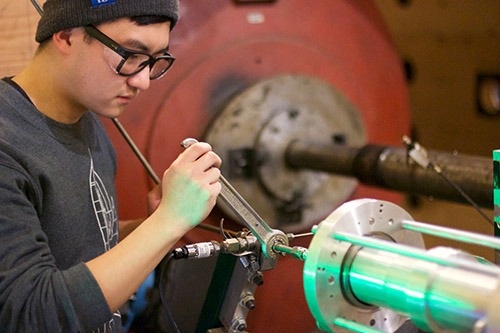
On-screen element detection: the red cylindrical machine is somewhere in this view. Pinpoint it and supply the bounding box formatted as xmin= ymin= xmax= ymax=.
xmin=104 ymin=1 xmax=410 ymax=331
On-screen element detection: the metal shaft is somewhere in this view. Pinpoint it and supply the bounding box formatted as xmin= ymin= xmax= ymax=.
xmin=304 ymin=199 xmax=500 ymax=333
xmin=285 ymin=141 xmax=493 ymax=208
xmin=345 ymin=240 xmax=500 ymax=332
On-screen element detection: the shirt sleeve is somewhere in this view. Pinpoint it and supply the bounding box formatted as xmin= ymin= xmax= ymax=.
xmin=0 ymin=160 xmax=113 ymax=332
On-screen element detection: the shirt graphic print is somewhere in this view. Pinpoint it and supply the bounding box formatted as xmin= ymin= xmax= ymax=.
xmin=88 ymin=149 xmax=120 ymax=332
xmin=88 ymin=149 xmax=118 ymax=251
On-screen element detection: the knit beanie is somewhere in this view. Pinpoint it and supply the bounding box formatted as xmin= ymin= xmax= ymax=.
xmin=35 ymin=0 xmax=179 ymax=43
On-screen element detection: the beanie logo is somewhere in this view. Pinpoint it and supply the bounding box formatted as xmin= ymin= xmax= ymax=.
xmin=91 ymin=0 xmax=116 ymax=7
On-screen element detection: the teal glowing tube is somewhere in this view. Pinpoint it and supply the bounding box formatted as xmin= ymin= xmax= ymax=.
xmin=347 ymin=245 xmax=500 ymax=332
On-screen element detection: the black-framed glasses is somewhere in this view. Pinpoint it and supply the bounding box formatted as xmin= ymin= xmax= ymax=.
xmin=84 ymin=25 xmax=175 ymax=80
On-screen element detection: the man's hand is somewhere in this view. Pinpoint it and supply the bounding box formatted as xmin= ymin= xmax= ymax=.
xmin=154 ymin=142 xmax=222 ymax=232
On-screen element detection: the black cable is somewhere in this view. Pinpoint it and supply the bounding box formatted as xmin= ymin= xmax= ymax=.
xmin=159 ymin=252 xmax=181 ymax=333
xmin=429 ymin=162 xmax=495 ymax=227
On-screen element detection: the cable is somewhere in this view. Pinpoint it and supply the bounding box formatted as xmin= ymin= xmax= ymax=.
xmin=429 ymin=162 xmax=495 ymax=227
xmin=402 ymin=136 xmax=494 ymax=227
xmin=158 ymin=252 xmax=181 ymax=333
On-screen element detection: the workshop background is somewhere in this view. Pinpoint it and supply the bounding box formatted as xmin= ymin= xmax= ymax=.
xmin=1 ymin=0 xmax=500 ymax=331
xmin=1 ymin=0 xmax=498 ymax=259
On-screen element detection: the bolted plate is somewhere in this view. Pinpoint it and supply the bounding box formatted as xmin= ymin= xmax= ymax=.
xmin=204 ymin=74 xmax=366 ymax=232
xmin=303 ymin=199 xmax=425 ymax=332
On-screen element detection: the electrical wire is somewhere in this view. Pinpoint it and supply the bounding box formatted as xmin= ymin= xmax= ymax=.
xmin=158 ymin=252 xmax=181 ymax=333
xmin=429 ymin=162 xmax=495 ymax=227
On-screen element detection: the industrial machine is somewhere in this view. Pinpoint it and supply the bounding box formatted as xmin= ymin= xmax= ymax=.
xmin=106 ymin=1 xmax=412 ymax=331
xmin=29 ymin=0 xmax=500 ymax=332
xmin=164 ymin=195 xmax=500 ymax=332
xmin=156 ymin=135 xmax=498 ymax=332
xmin=112 ymin=1 xmax=497 ymax=332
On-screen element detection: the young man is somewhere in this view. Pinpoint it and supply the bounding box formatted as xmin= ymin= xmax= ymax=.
xmin=0 ymin=0 xmax=222 ymax=331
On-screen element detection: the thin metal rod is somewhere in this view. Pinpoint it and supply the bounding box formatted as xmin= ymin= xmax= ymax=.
xmin=114 ymin=120 xmax=243 ymax=237
xmin=290 ymin=232 xmax=314 ymax=239
xmin=333 ymin=232 xmax=500 ymax=275
xmin=29 ymin=0 xmax=44 ymax=15
xmin=402 ymin=219 xmax=500 ymax=250
xmin=111 ymin=124 xmax=240 ymax=236
xmin=272 ymin=244 xmax=307 ymax=261
xmin=333 ymin=318 xmax=384 ymax=333
xmin=112 ymin=118 xmax=161 ymax=185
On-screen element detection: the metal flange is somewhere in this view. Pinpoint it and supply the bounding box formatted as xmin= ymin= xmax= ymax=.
xmin=204 ymin=74 xmax=366 ymax=232
xmin=303 ymin=199 xmax=425 ymax=333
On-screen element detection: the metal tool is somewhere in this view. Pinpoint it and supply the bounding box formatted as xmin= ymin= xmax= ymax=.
xmin=181 ymin=138 xmax=289 ymax=260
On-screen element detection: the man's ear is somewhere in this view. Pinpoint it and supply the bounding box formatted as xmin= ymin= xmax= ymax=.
xmin=52 ymin=29 xmax=75 ymax=55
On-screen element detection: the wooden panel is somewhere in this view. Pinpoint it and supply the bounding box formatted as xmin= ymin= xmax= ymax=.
xmin=0 ymin=0 xmax=44 ymax=77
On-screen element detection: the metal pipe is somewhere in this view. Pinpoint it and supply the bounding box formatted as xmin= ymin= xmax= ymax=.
xmin=285 ymin=141 xmax=493 ymax=208
xmin=345 ymin=242 xmax=500 ymax=332
xmin=29 ymin=0 xmax=44 ymax=16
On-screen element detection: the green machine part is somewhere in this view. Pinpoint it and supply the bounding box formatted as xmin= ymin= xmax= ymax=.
xmin=303 ymin=198 xmax=500 ymax=332
xmin=494 ymin=150 xmax=500 ymax=262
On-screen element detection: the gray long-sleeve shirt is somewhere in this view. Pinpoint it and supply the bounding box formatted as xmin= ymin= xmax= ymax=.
xmin=0 ymin=79 xmax=121 ymax=332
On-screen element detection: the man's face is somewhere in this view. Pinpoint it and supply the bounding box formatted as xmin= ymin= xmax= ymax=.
xmin=67 ymin=18 xmax=171 ymax=119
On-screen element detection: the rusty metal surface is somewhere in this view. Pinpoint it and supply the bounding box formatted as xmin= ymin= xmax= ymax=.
xmin=287 ymin=141 xmax=493 ymax=208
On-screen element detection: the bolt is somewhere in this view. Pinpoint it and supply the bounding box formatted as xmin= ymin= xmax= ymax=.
xmin=231 ymin=317 xmax=247 ymax=332
xmin=245 ymin=298 xmax=255 ymax=310
xmin=247 ymin=271 xmax=264 ymax=286
xmin=288 ymin=109 xmax=300 ymax=119
xmin=240 ymin=293 xmax=256 ymax=310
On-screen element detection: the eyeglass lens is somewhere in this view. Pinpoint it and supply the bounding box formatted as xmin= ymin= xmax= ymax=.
xmin=102 ymin=45 xmax=174 ymax=79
